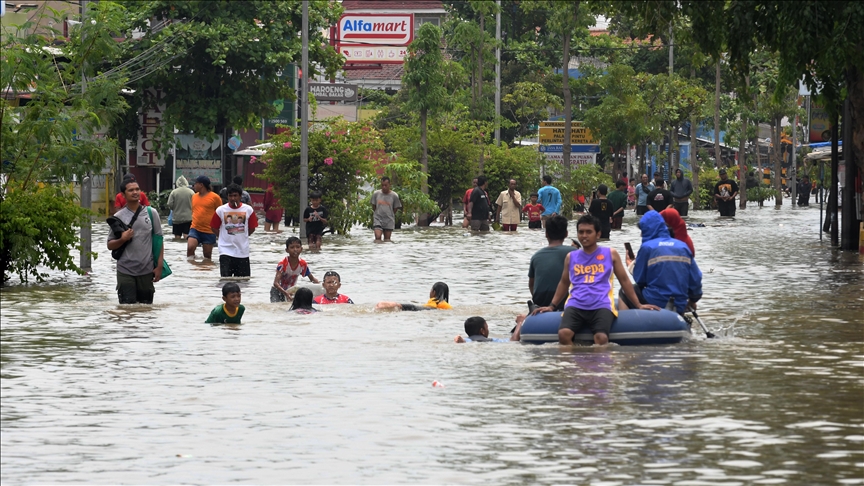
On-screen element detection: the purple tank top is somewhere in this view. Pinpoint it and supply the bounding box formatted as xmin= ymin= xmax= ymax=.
xmin=565 ymin=247 xmax=617 ymax=315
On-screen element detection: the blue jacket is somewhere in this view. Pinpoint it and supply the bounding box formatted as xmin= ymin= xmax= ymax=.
xmin=538 ymin=185 xmax=561 ymax=216
xmin=632 ymin=211 xmax=702 ymax=313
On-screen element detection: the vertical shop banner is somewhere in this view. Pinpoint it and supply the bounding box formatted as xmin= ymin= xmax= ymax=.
xmin=175 ymin=134 xmax=223 ymax=184
xmin=264 ymin=66 xmax=297 ymax=129
xmin=137 ymin=88 xmax=166 ymax=166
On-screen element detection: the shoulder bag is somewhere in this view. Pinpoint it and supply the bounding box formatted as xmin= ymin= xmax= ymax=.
xmin=147 ymin=207 xmax=172 ymax=279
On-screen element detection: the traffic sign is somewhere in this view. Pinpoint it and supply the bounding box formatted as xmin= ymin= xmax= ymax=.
xmin=538 ymin=144 xmax=600 ymax=153
xmin=538 ymin=120 xmax=597 ymax=144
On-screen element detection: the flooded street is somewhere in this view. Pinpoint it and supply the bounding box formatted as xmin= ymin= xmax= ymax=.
xmin=1 ymin=205 xmax=862 ymax=484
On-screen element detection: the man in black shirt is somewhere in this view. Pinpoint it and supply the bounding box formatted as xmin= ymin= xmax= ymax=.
xmin=647 ymin=180 xmax=673 ymax=212
xmin=588 ymin=184 xmax=614 ymax=239
xmin=713 ymin=168 xmax=739 ymax=216
xmin=467 ymin=175 xmax=491 ymax=232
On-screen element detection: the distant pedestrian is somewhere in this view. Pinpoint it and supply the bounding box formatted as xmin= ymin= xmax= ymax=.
xmin=669 ymin=168 xmax=693 ymax=216
xmin=371 ymin=176 xmax=403 ymax=243
xmin=634 ymin=174 xmax=655 ymax=215
xmin=797 ymin=176 xmax=811 ymax=206
xmin=714 ymin=168 xmax=739 ymax=216
xmin=627 ymin=178 xmax=637 ymax=209
xmin=588 ymin=184 xmax=614 ymax=239
xmin=211 ymin=183 xmax=258 ymax=277
xmin=647 ymin=180 xmax=673 ymax=212
xmin=607 ymin=180 xmax=628 ymax=230
xmin=467 ymin=175 xmax=491 ymax=232
xmin=304 ymin=190 xmax=329 ymax=250
xmin=263 ymin=183 xmax=284 ymax=233
xmin=167 ymin=175 xmax=194 ymax=239
xmin=187 ymin=175 xmax=223 ymax=259
xmin=538 ymin=175 xmax=562 ymax=227
xmin=653 ymin=171 xmax=665 ymax=190
xmin=522 ymin=193 xmax=545 ymax=229
xmin=495 ymin=179 xmax=522 ymax=231
xmin=462 ymin=177 xmax=478 ymax=228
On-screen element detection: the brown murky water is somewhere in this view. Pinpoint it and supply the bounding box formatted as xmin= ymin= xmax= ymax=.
xmin=2 ymin=204 xmax=862 ymax=484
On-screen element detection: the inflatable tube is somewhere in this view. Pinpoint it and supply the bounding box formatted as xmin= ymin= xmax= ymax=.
xmin=520 ymin=309 xmax=690 ymax=345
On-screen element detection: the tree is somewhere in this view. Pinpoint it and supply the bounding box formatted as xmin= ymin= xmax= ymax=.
xmin=503 ymin=81 xmax=562 ymax=142
xmin=260 ymin=119 xmax=379 ymax=235
xmin=1 ymin=3 xmax=129 ymax=284
xmin=119 ymin=0 xmax=344 ymax=141
xmin=403 ymin=23 xmax=450 ymax=226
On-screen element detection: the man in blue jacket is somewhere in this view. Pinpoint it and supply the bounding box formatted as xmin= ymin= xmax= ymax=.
xmin=618 ymin=210 xmax=702 ymax=314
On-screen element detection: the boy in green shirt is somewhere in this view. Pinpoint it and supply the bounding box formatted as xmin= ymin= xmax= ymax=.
xmin=206 ymin=282 xmax=245 ymax=324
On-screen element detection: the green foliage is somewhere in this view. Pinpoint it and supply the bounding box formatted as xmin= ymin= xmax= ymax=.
xmin=362 ymin=158 xmax=440 ymax=225
xmin=260 ymin=118 xmax=379 ymax=234
xmin=746 ymin=186 xmax=781 ymax=207
xmin=0 ymin=185 xmax=93 ymax=284
xmin=483 ymin=145 xmax=544 ymax=202
xmin=1 ymin=4 xmax=127 ymax=284
xmin=502 ymin=81 xmax=562 ymax=141
xmin=147 ymin=190 xmax=173 ymax=215
xmin=404 ymin=23 xmax=450 ymax=116
xmin=584 ymin=64 xmax=650 ymax=155
xmin=120 ymin=0 xmax=345 ymax=144
xmin=696 ymin=167 xmax=720 ymax=209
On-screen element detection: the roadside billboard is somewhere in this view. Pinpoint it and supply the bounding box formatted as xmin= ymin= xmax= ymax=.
xmin=337 ymin=13 xmax=414 ymax=64
xmin=539 ymin=121 xmax=597 ymax=145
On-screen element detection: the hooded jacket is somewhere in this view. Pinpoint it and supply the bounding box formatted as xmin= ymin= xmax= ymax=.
xmin=167 ymin=176 xmax=195 ymax=224
xmin=633 ymin=211 xmax=702 ymax=313
xmin=660 ymin=207 xmax=695 ymax=256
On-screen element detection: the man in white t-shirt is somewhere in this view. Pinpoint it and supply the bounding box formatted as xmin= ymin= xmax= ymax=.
xmin=210 ymin=183 xmax=258 ymax=277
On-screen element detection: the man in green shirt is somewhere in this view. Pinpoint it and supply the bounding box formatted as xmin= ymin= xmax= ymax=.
xmin=206 ymin=282 xmax=245 ymax=324
xmin=607 ymin=180 xmax=629 ymax=230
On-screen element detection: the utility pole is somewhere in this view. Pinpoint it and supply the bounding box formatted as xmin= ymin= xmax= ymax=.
xmin=79 ymin=0 xmax=91 ymax=271
xmin=494 ymin=0 xmax=501 ymax=145
xmin=299 ymin=0 xmax=309 ymax=239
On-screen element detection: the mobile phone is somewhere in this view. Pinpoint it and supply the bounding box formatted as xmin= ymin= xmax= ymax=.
xmin=571 ymin=239 xmax=581 ymax=249
xmin=624 ymin=242 xmax=635 ymax=260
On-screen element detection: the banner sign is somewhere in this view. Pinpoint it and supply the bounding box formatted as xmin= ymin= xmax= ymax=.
xmin=542 ymin=153 xmax=596 ymax=165
xmin=538 ymin=144 xmax=600 ymax=153
xmin=539 ymin=120 xmax=597 ymax=144
xmin=309 ymin=83 xmax=358 ymax=102
xmin=136 ymin=88 xmax=166 ymax=166
xmin=337 ymin=13 xmax=413 ymax=64
xmin=175 ymin=134 xmax=223 ymax=184
xmin=264 ymin=66 xmax=297 ymax=129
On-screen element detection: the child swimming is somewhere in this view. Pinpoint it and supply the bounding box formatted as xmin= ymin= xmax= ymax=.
xmin=375 ymin=282 xmax=452 ymax=311
xmin=290 ymin=287 xmax=317 ymax=314
xmin=206 ymin=282 xmax=245 ymax=324
xmin=313 ymin=271 xmax=354 ymax=304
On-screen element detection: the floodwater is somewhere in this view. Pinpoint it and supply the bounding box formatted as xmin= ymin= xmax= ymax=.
xmin=1 ymin=203 xmax=862 ymax=484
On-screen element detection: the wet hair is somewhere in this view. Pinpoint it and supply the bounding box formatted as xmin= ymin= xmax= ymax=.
xmin=543 ymin=174 xmax=553 ymax=184
xmin=530 ymin=192 xmax=539 ymax=198
xmin=286 ymin=236 xmax=302 ymax=248
xmin=310 ymin=190 xmax=322 ymax=199
xmin=290 ymin=288 xmax=315 ymax=311
xmin=222 ymin=282 xmax=241 ymax=296
xmin=545 ymin=214 xmax=568 ymax=241
xmin=120 ymin=179 xmax=139 ymax=193
xmin=616 ymin=180 xmax=627 ymax=189
xmin=597 ymin=184 xmax=608 ymax=195
xmin=226 ymin=183 xmax=242 ymax=196
xmin=431 ymin=282 xmax=449 ymax=303
xmin=464 ymin=316 xmax=487 ymax=336
xmin=476 ymin=175 xmax=487 ymax=187
xmin=381 ymin=176 xmax=391 ymax=183
xmin=656 ymin=180 xmax=665 ymax=188
xmin=323 ymin=270 xmax=341 ymax=282
xmin=576 ymin=214 xmax=601 ymax=233
xmin=232 ymin=176 xmax=243 ymax=185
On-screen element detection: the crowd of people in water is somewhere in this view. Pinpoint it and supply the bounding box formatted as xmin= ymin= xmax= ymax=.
xmin=107 ymin=171 xmax=704 ymax=345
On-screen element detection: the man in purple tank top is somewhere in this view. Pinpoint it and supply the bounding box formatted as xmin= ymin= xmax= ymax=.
xmin=532 ymin=214 xmax=660 ymax=345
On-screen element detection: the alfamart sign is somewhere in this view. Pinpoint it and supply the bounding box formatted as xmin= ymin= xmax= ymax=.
xmin=337 ymin=13 xmax=414 ymax=64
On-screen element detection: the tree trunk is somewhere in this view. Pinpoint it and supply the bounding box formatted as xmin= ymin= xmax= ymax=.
xmin=671 ymin=125 xmax=679 ymax=174
xmin=561 ymin=19 xmax=572 ymax=182
xmin=419 ymin=108 xmax=429 ymax=226
xmin=773 ymin=116 xmax=783 ymax=207
xmin=714 ymin=59 xmax=722 ymax=168
xmin=690 ymin=111 xmax=700 ymax=210
xmin=739 ymin=108 xmax=748 ymax=209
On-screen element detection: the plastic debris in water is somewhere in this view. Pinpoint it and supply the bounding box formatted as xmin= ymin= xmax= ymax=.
xmin=432 ymin=380 xmax=445 ymax=388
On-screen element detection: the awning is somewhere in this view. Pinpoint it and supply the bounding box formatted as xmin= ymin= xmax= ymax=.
xmin=233 ymin=143 xmax=273 ymax=156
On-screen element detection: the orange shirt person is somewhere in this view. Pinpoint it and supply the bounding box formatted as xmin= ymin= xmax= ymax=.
xmin=187 ymin=176 xmax=223 ymax=259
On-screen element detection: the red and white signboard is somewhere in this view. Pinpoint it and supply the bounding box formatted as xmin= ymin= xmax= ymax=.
xmin=337 ymin=13 xmax=413 ymax=64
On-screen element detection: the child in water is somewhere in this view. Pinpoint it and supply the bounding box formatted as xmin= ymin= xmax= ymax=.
xmin=271 ymin=236 xmax=319 ymax=302
xmin=290 ymin=287 xmax=317 ymax=314
xmin=454 ymin=316 xmax=525 ymax=343
xmin=206 ymin=282 xmax=245 ymax=324
xmin=313 ymin=271 xmax=354 ymax=304
xmin=376 ymin=282 xmax=452 ymax=311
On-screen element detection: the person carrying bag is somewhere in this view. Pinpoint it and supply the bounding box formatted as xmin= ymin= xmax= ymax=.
xmin=148 ymin=206 xmax=172 ymax=279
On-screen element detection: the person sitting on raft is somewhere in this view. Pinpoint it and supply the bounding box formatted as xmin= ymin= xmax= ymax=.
xmin=454 ymin=316 xmax=525 ymax=343
xmin=376 ymin=282 xmax=452 ymax=311
xmin=313 ymin=271 xmax=354 ymax=305
xmin=290 ymin=288 xmax=317 ymax=314
xmin=533 ymin=214 xmax=660 ymax=345
xmin=659 ymin=207 xmax=695 ymax=256
xmin=619 ymin=210 xmax=702 ymax=315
